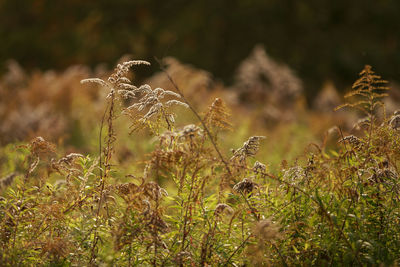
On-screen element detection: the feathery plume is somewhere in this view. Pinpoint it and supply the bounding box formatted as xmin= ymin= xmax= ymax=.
xmin=81 ymin=60 xmax=151 ymax=99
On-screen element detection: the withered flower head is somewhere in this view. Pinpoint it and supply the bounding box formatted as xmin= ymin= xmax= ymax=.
xmin=214 ymin=203 xmax=233 ymax=216
xmin=231 ymin=136 xmax=266 ymax=162
xmin=175 ymin=251 xmax=192 ymax=265
xmin=339 ymin=135 xmax=362 ymax=146
xmin=389 ymin=114 xmax=400 ymax=130
xmin=27 ymin=136 xmax=56 ymax=156
xmin=81 ymin=60 xmax=151 ymax=99
xmin=283 ymin=166 xmax=304 ymax=183
xmin=180 ymin=124 xmax=203 ymax=138
xmin=253 ymin=161 xmax=267 ymax=173
xmin=233 ymin=178 xmax=258 ymax=194
xmin=51 ymin=153 xmax=84 ymax=174
xmin=143 ymin=181 xmax=169 ymax=200
xmin=367 ymin=166 xmax=398 ymax=185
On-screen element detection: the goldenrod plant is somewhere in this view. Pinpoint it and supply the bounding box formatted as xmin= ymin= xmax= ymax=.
xmin=0 ymin=62 xmax=399 ymax=266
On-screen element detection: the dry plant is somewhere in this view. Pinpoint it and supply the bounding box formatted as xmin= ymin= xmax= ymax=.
xmin=1 ymin=61 xmax=400 ymax=267
xmin=204 ymin=98 xmax=232 ymax=132
xmin=0 ymin=62 xmax=96 ymax=144
xmin=230 ymin=136 xmax=266 ymax=164
xmin=233 ymin=44 xmax=303 ymax=107
xmin=336 ymin=65 xmax=390 ymax=131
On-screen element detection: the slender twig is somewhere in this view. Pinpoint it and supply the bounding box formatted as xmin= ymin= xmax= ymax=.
xmin=99 ymin=100 xmax=109 ymax=180
xmin=90 ymin=92 xmax=116 ymax=265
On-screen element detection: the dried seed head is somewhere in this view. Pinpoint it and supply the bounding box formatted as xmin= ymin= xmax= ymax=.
xmin=81 ymin=60 xmax=150 ymax=100
xmin=352 ymin=117 xmax=370 ymax=130
xmin=19 ymin=137 xmax=57 ymax=176
xmin=283 ymin=166 xmax=304 ymax=184
xmin=159 ymin=188 xmax=169 ymax=197
xmin=142 ymin=199 xmax=151 ymax=214
xmin=108 ymin=60 xmax=150 ymax=86
xmin=125 ymin=84 xmax=188 ymax=130
xmin=367 ymin=166 xmax=398 ymax=185
xmin=158 ymin=130 xmax=178 ymax=147
xmin=233 ymin=178 xmax=258 ymax=194
xmin=27 ymin=136 xmax=56 ymax=156
xmin=143 ymin=181 xmax=169 ymax=200
xmin=175 ymin=251 xmax=192 ymax=265
xmin=116 ymin=182 xmax=139 ymax=196
xmin=231 ymin=136 xmax=266 ymax=162
xmin=51 ymin=153 xmax=85 ymax=179
xmin=179 ymin=124 xmax=203 ymax=139
xmin=234 ymin=45 xmax=303 ymax=106
xmin=336 ymin=65 xmax=389 ymax=115
xmin=389 ymin=114 xmax=400 ymax=130
xmin=214 ymin=203 xmax=233 ymax=216
xmin=339 ymin=135 xmax=362 ymax=146
xmin=253 ymin=161 xmax=266 ymax=173
xmin=57 ymin=153 xmax=84 ymax=165
xmin=80 ymin=78 xmax=108 ymax=87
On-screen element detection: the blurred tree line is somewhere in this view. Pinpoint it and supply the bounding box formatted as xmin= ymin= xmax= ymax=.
xmin=1 ymin=0 xmax=399 ymax=98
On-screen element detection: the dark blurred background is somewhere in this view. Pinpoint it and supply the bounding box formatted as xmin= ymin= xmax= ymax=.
xmin=1 ymin=0 xmax=399 ymax=99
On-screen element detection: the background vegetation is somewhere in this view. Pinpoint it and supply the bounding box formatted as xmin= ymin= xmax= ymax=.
xmin=1 ymin=0 xmax=399 ymax=98
xmin=1 ymin=1 xmax=400 ymax=266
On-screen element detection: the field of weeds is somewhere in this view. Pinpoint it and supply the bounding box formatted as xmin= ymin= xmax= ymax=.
xmin=1 ymin=49 xmax=400 ymax=266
